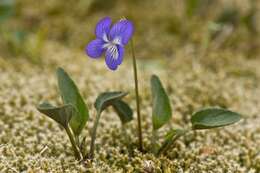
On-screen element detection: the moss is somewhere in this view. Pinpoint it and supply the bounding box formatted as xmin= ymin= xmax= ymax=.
xmin=0 ymin=40 xmax=259 ymax=172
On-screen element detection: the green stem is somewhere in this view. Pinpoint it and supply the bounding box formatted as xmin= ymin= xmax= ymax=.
xmin=65 ymin=126 xmax=83 ymax=160
xmin=88 ymin=111 xmax=101 ymax=159
xmin=157 ymin=134 xmax=182 ymax=156
xmin=130 ymin=39 xmax=143 ymax=152
xmin=156 ymin=129 xmax=188 ymax=156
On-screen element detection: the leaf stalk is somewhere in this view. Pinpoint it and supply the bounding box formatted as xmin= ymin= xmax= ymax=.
xmin=88 ymin=111 xmax=102 ymax=159
xmin=65 ymin=126 xmax=83 ymax=160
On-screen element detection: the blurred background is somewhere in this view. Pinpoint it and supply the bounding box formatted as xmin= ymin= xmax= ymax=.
xmin=0 ymin=0 xmax=259 ymax=64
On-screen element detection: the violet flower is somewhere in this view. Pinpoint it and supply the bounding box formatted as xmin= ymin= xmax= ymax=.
xmin=86 ymin=17 xmax=134 ymax=70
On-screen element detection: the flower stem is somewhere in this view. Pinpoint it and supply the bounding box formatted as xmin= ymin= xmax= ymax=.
xmin=88 ymin=111 xmax=101 ymax=159
xmin=65 ymin=126 xmax=83 ymax=160
xmin=130 ymin=39 xmax=143 ymax=152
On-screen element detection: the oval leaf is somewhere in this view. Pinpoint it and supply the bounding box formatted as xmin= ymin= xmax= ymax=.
xmin=191 ymin=107 xmax=241 ymax=130
xmin=112 ymin=100 xmax=133 ymax=124
xmin=94 ymin=91 xmax=128 ymax=113
xmin=57 ymin=67 xmax=89 ymax=136
xmin=151 ymin=75 xmax=172 ymax=130
xmin=37 ymin=102 xmax=75 ymax=128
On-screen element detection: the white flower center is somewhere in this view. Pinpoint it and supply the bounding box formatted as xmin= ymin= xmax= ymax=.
xmin=103 ymin=42 xmax=119 ymax=60
xmin=102 ymin=36 xmax=122 ymax=60
xmin=112 ymin=37 xmax=121 ymax=45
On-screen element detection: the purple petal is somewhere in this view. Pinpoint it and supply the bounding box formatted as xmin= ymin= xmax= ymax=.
xmin=109 ymin=19 xmax=134 ymax=45
xmin=105 ymin=45 xmax=124 ymax=70
xmin=85 ymin=39 xmax=105 ymax=58
xmin=116 ymin=45 xmax=124 ymax=65
xmin=95 ymin=17 xmax=112 ymax=40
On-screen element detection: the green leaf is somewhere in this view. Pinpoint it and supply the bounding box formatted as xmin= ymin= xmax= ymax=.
xmin=112 ymin=100 xmax=133 ymax=124
xmin=94 ymin=91 xmax=128 ymax=113
xmin=191 ymin=107 xmax=241 ymax=130
xmin=56 ymin=67 xmax=89 ymax=136
xmin=157 ymin=129 xmax=186 ymax=155
xmin=151 ymin=75 xmax=172 ymax=130
xmin=37 ymin=102 xmax=75 ymax=128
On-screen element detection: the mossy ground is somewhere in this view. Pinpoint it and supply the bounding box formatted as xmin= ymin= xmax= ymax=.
xmin=0 ymin=0 xmax=260 ymax=172
xmin=0 ymin=42 xmax=259 ymax=172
